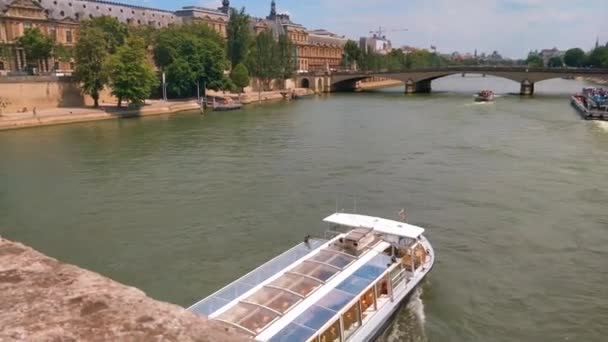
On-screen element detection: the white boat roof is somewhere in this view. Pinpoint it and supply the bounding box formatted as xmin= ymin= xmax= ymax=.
xmin=323 ymin=213 xmax=425 ymax=239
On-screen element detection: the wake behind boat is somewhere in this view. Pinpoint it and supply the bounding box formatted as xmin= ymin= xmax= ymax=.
xmin=475 ymin=90 xmax=495 ymax=102
xmin=189 ymin=213 xmax=435 ymax=342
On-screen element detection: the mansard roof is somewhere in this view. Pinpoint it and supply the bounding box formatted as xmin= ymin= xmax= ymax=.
xmin=1 ymin=0 xmax=180 ymax=26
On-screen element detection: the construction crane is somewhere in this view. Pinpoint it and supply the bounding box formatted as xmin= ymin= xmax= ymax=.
xmin=369 ymin=27 xmax=408 ymax=38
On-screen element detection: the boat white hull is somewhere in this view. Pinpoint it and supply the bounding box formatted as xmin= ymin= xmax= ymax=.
xmin=348 ymin=237 xmax=435 ymax=342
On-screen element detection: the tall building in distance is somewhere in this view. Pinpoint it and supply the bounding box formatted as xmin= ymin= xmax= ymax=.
xmin=0 ymin=0 xmax=346 ymax=75
xmin=359 ymin=35 xmax=392 ymax=55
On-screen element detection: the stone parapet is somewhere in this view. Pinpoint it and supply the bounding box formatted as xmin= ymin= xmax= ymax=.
xmin=0 ymin=236 xmax=247 ymax=341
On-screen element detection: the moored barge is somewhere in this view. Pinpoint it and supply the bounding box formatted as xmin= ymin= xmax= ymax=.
xmin=189 ymin=213 xmax=435 ymax=342
xmin=571 ymin=87 xmax=608 ymax=121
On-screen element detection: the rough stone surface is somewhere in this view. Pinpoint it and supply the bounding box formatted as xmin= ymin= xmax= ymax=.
xmin=0 ymin=237 xmax=248 ymax=342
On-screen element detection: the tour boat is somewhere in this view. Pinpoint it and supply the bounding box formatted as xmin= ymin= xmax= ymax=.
xmin=475 ymin=90 xmax=495 ymax=102
xmin=189 ymin=213 xmax=435 ymax=342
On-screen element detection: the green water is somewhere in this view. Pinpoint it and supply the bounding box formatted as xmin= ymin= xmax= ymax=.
xmin=1 ymin=76 xmax=607 ymax=341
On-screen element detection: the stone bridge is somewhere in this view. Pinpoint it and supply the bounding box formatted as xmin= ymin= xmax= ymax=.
xmin=296 ymin=67 xmax=608 ymax=95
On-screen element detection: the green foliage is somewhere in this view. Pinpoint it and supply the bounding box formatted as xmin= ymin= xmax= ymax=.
xmin=209 ymin=76 xmax=237 ymax=92
xmin=547 ymin=56 xmax=563 ymax=68
xmin=106 ymin=37 xmax=158 ymax=107
xmin=227 ymin=7 xmax=252 ymax=67
xmin=154 ymin=24 xmax=227 ymax=98
xmin=587 ymin=47 xmax=608 ymax=68
xmin=54 ymin=44 xmax=74 ymax=61
xmin=247 ymin=30 xmax=280 ymax=90
xmin=277 ymin=34 xmax=296 ymax=80
xmin=83 ymin=16 xmax=128 ymax=54
xmin=342 ymin=40 xmax=361 ymax=68
xmin=74 ymin=26 xmax=109 ymax=107
xmin=525 ymin=52 xmax=544 ymax=67
xmin=129 ymin=25 xmax=159 ymax=48
xmin=0 ymin=43 xmax=12 ymax=59
xmin=230 ymin=63 xmax=250 ymax=92
xmin=407 ymin=50 xmax=440 ymax=69
xmin=17 ymin=28 xmax=54 ymax=68
xmin=564 ymin=48 xmax=586 ymax=67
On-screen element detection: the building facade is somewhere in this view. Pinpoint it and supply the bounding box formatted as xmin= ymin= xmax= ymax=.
xmin=1 ymin=0 xmax=346 ymax=76
xmin=360 ymin=35 xmax=392 ymax=55
xmin=257 ymin=1 xmax=346 ymax=72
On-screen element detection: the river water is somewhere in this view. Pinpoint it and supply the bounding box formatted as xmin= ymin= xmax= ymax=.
xmin=1 ymin=76 xmax=607 ymax=341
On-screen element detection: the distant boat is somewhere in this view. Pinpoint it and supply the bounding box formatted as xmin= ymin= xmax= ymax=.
xmin=203 ymin=96 xmax=243 ymax=111
xmin=475 ymin=90 xmax=495 ymax=102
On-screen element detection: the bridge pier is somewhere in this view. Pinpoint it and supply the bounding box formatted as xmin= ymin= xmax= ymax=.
xmin=520 ymin=80 xmax=534 ymax=96
xmin=405 ymin=80 xmax=432 ymax=94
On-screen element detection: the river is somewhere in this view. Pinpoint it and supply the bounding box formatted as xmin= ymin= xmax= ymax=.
xmin=1 ymin=76 xmax=607 ymax=341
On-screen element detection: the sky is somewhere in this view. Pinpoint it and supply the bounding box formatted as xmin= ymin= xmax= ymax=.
xmin=131 ymin=0 xmax=608 ymax=58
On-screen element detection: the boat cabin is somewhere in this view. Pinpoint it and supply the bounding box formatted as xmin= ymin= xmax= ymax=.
xmin=189 ymin=213 xmax=433 ymax=342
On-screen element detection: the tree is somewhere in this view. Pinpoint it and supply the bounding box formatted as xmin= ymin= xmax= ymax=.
xmin=74 ymin=26 xmax=108 ymax=107
xmin=106 ymin=37 xmax=158 ymax=107
xmin=548 ymin=56 xmax=563 ymax=68
xmin=153 ymin=24 xmax=227 ymax=98
xmin=230 ymin=63 xmax=250 ymax=93
xmin=85 ymin=16 xmax=129 ymax=54
xmin=247 ymin=30 xmax=280 ymax=97
xmin=564 ymin=48 xmax=586 ymax=67
xmin=525 ymin=52 xmax=543 ymax=67
xmin=277 ymin=33 xmax=295 ymax=86
xmin=587 ymin=47 xmax=608 ymax=68
xmin=226 ymin=7 xmax=252 ymax=67
xmin=343 ymin=40 xmax=361 ymax=69
xmin=17 ymin=28 xmax=54 ymax=70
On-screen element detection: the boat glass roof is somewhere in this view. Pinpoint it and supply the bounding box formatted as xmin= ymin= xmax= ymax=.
xmin=269 ymin=253 xmax=392 ymax=342
xmin=189 ymin=239 xmax=325 ymax=316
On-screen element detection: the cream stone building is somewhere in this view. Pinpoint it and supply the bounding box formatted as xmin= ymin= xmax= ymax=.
xmin=0 ymin=0 xmax=345 ymax=76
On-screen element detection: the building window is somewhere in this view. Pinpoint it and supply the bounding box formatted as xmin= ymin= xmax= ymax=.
xmin=54 ymin=61 xmax=59 ymax=70
xmin=0 ymin=61 xmax=5 ymax=71
xmin=24 ymin=21 xmax=32 ymax=29
xmin=50 ymin=26 xmax=57 ymax=40
xmin=66 ymin=30 xmax=73 ymax=43
xmin=69 ymin=62 xmax=75 ymax=70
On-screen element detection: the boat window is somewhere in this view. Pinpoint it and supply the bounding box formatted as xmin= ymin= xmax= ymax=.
xmin=245 ymin=287 xmax=302 ymax=314
xmin=291 ymin=261 xmax=340 ymax=282
xmin=319 ymin=320 xmax=341 ymax=342
xmin=269 ymin=273 xmax=323 ymax=297
xmin=310 ymin=250 xmax=355 ymax=269
xmin=342 ymin=303 xmax=362 ymax=339
xmin=216 ymin=302 xmax=280 ymax=335
xmin=360 ymin=288 xmax=376 ymax=321
xmin=376 ymin=276 xmax=389 ymax=298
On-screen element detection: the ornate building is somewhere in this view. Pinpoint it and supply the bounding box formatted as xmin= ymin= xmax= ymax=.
xmin=0 ymin=0 xmax=346 ymax=76
xmin=254 ymin=0 xmax=346 ymax=72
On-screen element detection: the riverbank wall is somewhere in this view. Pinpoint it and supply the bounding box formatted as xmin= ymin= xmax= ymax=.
xmin=0 ymin=236 xmax=247 ymax=341
xmin=579 ymin=76 xmax=608 ymax=86
xmin=0 ymin=76 xmax=116 ymax=113
xmin=0 ymin=100 xmax=201 ymax=131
